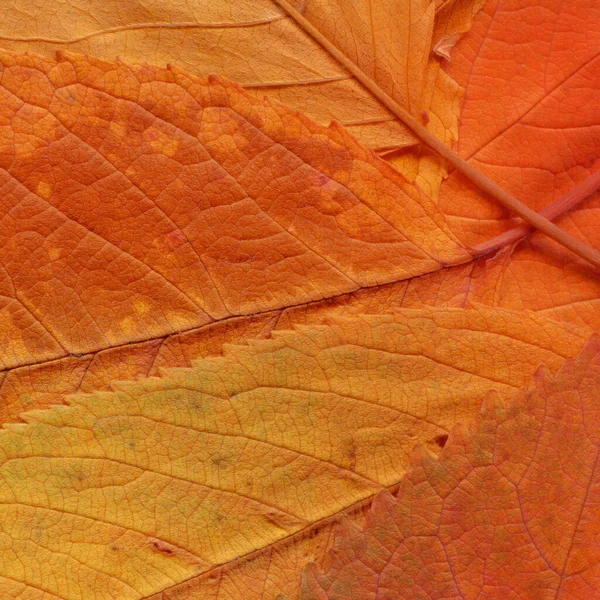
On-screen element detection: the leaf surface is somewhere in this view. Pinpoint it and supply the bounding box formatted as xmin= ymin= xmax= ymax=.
xmin=4 ymin=195 xmax=600 ymax=425
xmin=392 ymin=186 xmax=600 ymax=331
xmin=0 ymin=0 xmax=479 ymax=154
xmin=0 ymin=3 xmax=598 ymax=599
xmin=0 ymin=50 xmax=468 ymax=372
xmin=302 ymin=337 xmax=600 ymax=600
xmin=3 ymin=2 xmax=599 ymax=426
xmin=459 ymin=208 xmax=600 ymax=330
xmin=436 ymin=0 xmax=600 ymax=244
xmin=0 ymin=308 xmax=591 ymax=598
xmin=4 ymin=231 xmax=599 ymax=427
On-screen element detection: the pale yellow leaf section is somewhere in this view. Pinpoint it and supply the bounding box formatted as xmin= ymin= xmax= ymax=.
xmin=0 ymin=308 xmax=590 ymax=599
xmin=0 ymin=0 xmax=480 ymax=158
xmin=299 ymin=0 xmax=434 ymax=115
xmin=387 ymin=0 xmax=485 ymax=198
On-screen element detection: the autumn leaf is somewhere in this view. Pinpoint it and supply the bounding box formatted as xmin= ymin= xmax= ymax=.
xmin=0 ymin=308 xmax=592 ymax=598
xmin=0 ymin=0 xmax=599 ymax=598
xmin=0 ymin=50 xmax=468 ymax=364
xmin=301 ymin=337 xmax=600 ymax=600
xmin=376 ymin=193 xmax=600 ymax=333
xmin=443 ymin=220 xmax=600 ymax=331
xmin=0 ymin=0 xmax=483 ymax=206
xmin=1 ymin=0 xmax=599 ymax=423
xmin=436 ymin=0 xmax=600 ymax=244
xmin=0 ymin=0 xmax=478 ymax=156
xmin=1 ymin=0 xmax=597 ymax=245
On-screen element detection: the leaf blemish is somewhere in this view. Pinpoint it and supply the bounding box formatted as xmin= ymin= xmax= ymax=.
xmin=150 ymin=539 xmax=177 ymax=556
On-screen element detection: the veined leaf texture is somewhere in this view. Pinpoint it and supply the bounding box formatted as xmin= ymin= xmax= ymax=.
xmin=302 ymin=338 xmax=600 ymax=600
xmin=0 ymin=0 xmax=598 ymax=598
xmin=0 ymin=0 xmax=477 ymax=155
xmin=0 ymin=50 xmax=468 ymax=363
xmin=0 ymin=309 xmax=594 ymax=598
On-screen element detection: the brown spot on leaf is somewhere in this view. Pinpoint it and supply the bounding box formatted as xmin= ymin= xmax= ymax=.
xmin=433 ymin=434 xmax=448 ymax=448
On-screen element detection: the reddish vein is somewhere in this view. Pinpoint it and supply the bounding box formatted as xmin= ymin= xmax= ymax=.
xmin=474 ymin=170 xmax=600 ymax=255
xmin=272 ymin=0 xmax=600 ymax=271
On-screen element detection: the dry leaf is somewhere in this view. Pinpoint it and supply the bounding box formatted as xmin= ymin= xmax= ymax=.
xmin=0 ymin=1 xmax=599 ymax=598
xmin=437 ymin=0 xmax=600 ymax=244
xmin=302 ymin=337 xmax=600 ymax=599
xmin=0 ymin=0 xmax=479 ymax=155
xmin=2 ymin=0 xmax=598 ymax=424
xmin=0 ymin=309 xmax=592 ymax=598
xmin=395 ymin=187 xmax=600 ymax=332
xmin=0 ymin=50 xmax=468 ymax=371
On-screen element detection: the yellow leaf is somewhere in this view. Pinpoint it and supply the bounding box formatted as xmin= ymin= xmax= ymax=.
xmin=0 ymin=308 xmax=590 ymax=598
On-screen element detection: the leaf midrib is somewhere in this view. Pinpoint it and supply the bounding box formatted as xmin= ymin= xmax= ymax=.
xmin=271 ymin=0 xmax=600 ymax=270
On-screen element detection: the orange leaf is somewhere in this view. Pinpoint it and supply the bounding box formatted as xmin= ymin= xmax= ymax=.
xmin=391 ymin=0 xmax=487 ymax=195
xmin=0 ymin=0 xmax=480 ymax=154
xmin=438 ymin=0 xmax=600 ymax=245
xmin=273 ymin=0 xmax=600 ymax=269
xmin=466 ymin=207 xmax=600 ymax=330
xmin=2 ymin=3 xmax=599 ymax=426
xmin=0 ymin=3 xmax=598 ymax=598
xmin=302 ymin=336 xmax=600 ymax=600
xmin=0 ymin=50 xmax=468 ymax=370
xmin=397 ymin=186 xmax=600 ymax=331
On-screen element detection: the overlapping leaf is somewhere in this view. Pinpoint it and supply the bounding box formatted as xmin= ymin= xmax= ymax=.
xmin=0 ymin=0 xmax=479 ymax=155
xmin=0 ymin=1 xmax=599 ymax=598
xmin=2 ymin=1 xmax=598 ymax=426
xmin=0 ymin=50 xmax=468 ymax=368
xmin=436 ymin=0 xmax=600 ymax=243
xmin=302 ymin=337 xmax=600 ymax=599
xmin=0 ymin=308 xmax=591 ymax=598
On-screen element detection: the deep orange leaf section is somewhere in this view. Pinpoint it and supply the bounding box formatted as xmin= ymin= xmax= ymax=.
xmin=439 ymin=0 xmax=600 ymax=244
xmin=0 ymin=50 xmax=469 ymax=372
xmin=302 ymin=337 xmax=600 ymax=600
xmin=400 ymin=187 xmax=600 ymax=331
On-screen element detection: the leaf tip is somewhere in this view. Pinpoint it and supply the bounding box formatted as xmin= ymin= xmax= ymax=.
xmin=480 ymin=389 xmax=503 ymax=418
xmin=409 ymin=443 xmax=438 ymax=469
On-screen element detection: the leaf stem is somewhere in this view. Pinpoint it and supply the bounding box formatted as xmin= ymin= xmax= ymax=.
xmin=474 ymin=170 xmax=600 ymax=256
xmin=272 ymin=0 xmax=600 ymax=270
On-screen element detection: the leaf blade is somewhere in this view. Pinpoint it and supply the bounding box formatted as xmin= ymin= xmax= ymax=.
xmin=301 ymin=337 xmax=600 ymax=599
xmin=439 ymin=0 xmax=600 ymax=245
xmin=0 ymin=308 xmax=589 ymax=598
xmin=0 ymin=50 xmax=468 ymax=372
